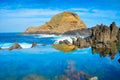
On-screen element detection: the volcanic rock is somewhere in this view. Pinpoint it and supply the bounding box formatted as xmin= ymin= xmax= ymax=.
xmin=110 ymin=22 xmax=119 ymax=42
xmin=59 ymin=39 xmax=71 ymax=44
xmin=72 ymin=37 xmax=90 ymax=48
xmin=31 ymin=42 xmax=37 ymax=48
xmin=9 ymin=42 xmax=22 ymax=50
xmin=25 ymin=12 xmax=87 ymax=34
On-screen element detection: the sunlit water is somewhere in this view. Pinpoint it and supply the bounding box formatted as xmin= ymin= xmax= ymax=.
xmin=0 ymin=33 xmax=120 ymax=80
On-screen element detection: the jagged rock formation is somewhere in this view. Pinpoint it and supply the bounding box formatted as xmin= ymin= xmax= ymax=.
xmin=25 ymin=12 xmax=87 ymax=34
xmin=110 ymin=22 xmax=119 ymax=42
xmin=9 ymin=42 xmax=22 ymax=50
xmin=117 ymin=28 xmax=120 ymax=41
xmin=72 ymin=37 xmax=90 ymax=48
xmin=86 ymin=22 xmax=119 ymax=44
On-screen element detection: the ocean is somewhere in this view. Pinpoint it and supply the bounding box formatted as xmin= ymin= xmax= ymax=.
xmin=0 ymin=33 xmax=120 ymax=80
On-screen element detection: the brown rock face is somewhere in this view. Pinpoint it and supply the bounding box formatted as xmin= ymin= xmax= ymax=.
xmin=91 ymin=24 xmax=111 ymax=43
xmin=110 ymin=22 xmax=119 ymax=42
xmin=25 ymin=12 xmax=87 ymax=34
xmin=89 ymin=22 xmax=119 ymax=43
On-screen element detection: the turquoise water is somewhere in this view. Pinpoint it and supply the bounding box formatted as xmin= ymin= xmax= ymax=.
xmin=0 ymin=33 xmax=120 ymax=80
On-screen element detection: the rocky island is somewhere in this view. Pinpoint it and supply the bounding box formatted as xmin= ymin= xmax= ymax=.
xmin=24 ymin=12 xmax=87 ymax=34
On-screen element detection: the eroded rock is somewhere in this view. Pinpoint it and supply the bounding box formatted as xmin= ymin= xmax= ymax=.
xmin=31 ymin=42 xmax=37 ymax=48
xmin=9 ymin=42 xmax=22 ymax=50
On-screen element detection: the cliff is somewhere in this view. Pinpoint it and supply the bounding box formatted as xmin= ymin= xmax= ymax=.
xmin=24 ymin=12 xmax=87 ymax=34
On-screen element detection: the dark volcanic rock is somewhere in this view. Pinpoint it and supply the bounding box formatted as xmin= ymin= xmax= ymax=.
xmin=89 ymin=22 xmax=119 ymax=44
xmin=31 ymin=42 xmax=37 ymax=48
xmin=91 ymin=24 xmax=111 ymax=43
xmin=117 ymin=28 xmax=120 ymax=41
xmin=110 ymin=22 xmax=119 ymax=42
xmin=63 ymin=28 xmax=92 ymax=37
xmin=59 ymin=39 xmax=71 ymax=44
xmin=72 ymin=37 xmax=90 ymax=48
xmin=9 ymin=42 xmax=22 ymax=50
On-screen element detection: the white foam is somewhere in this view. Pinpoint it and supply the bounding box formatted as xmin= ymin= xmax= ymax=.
xmin=54 ymin=35 xmax=85 ymax=44
xmin=36 ymin=34 xmax=62 ymax=38
xmin=54 ymin=36 xmax=73 ymax=44
xmin=0 ymin=43 xmax=32 ymax=49
xmin=0 ymin=43 xmax=13 ymax=48
xmin=20 ymin=43 xmax=32 ymax=48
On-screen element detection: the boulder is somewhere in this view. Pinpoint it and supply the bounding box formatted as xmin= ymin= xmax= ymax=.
xmin=9 ymin=42 xmax=22 ymax=50
xmin=31 ymin=42 xmax=37 ymax=48
xmin=24 ymin=12 xmax=87 ymax=34
xmin=52 ymin=44 xmax=77 ymax=52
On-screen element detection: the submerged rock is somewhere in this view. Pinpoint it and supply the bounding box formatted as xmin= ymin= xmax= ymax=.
xmin=8 ymin=42 xmax=22 ymax=50
xmin=89 ymin=76 xmax=98 ymax=80
xmin=31 ymin=42 xmax=37 ymax=48
xmin=23 ymin=74 xmax=47 ymax=80
xmin=0 ymin=47 xmax=1 ymax=50
xmin=52 ymin=44 xmax=77 ymax=52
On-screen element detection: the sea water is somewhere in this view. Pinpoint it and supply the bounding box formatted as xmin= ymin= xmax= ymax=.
xmin=0 ymin=33 xmax=120 ymax=80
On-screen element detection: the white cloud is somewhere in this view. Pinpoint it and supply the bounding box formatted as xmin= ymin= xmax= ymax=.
xmin=69 ymin=8 xmax=89 ymax=12
xmin=0 ymin=9 xmax=62 ymax=18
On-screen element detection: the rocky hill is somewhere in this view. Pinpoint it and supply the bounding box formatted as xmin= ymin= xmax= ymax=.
xmin=24 ymin=12 xmax=87 ymax=34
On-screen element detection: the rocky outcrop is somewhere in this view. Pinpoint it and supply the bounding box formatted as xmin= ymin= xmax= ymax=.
xmin=86 ymin=22 xmax=119 ymax=44
xmin=72 ymin=37 xmax=90 ymax=48
xmin=110 ymin=22 xmax=119 ymax=42
xmin=9 ymin=42 xmax=22 ymax=50
xmin=31 ymin=42 xmax=37 ymax=48
xmin=91 ymin=24 xmax=111 ymax=43
xmin=59 ymin=39 xmax=71 ymax=44
xmin=63 ymin=28 xmax=92 ymax=37
xmin=25 ymin=12 xmax=87 ymax=34
xmin=117 ymin=28 xmax=120 ymax=41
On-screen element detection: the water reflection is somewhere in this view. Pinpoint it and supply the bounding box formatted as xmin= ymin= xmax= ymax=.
xmin=91 ymin=42 xmax=120 ymax=60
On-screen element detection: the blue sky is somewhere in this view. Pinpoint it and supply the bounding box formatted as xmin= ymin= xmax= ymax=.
xmin=0 ymin=0 xmax=120 ymax=32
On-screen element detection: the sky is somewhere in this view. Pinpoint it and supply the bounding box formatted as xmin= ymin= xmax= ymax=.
xmin=0 ymin=0 xmax=120 ymax=32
